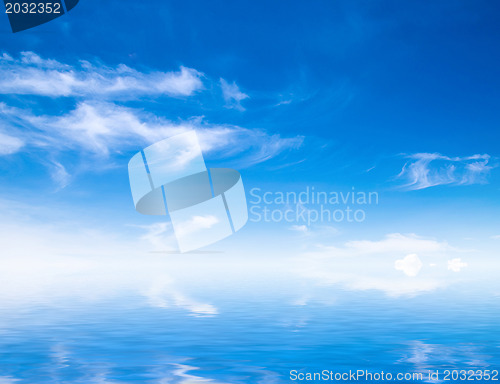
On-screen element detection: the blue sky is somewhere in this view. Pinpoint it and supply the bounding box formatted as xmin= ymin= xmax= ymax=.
xmin=1 ymin=0 xmax=500 ymax=304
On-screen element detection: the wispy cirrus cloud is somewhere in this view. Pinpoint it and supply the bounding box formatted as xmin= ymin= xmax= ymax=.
xmin=0 ymin=52 xmax=204 ymax=98
xmin=220 ymin=78 xmax=249 ymax=111
xmin=0 ymin=52 xmax=305 ymax=188
xmin=0 ymin=101 xmax=303 ymax=165
xmin=447 ymin=258 xmax=468 ymax=272
xmin=0 ymin=377 xmax=19 ymax=384
xmin=0 ymin=131 xmax=24 ymax=155
xmin=48 ymin=161 xmax=71 ymax=190
xmin=396 ymin=153 xmax=494 ymax=190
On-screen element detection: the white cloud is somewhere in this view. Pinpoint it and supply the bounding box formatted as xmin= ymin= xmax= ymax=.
xmin=139 ymin=222 xmax=178 ymax=251
xmin=0 ymin=131 xmax=24 ymax=155
xmin=0 ymin=52 xmax=305 ymax=187
xmin=318 ymin=233 xmax=452 ymax=257
xmin=296 ymin=256 xmax=444 ymax=297
xmin=220 ymin=78 xmax=249 ymax=111
xmin=297 ymin=233 xmax=464 ymax=297
xmin=175 ymin=215 xmax=219 ymax=238
xmin=0 ymin=52 xmax=203 ymax=98
xmin=395 ymin=254 xmax=423 ymax=277
xmin=447 ymin=258 xmax=468 ymax=272
xmin=1 ymin=101 xmax=303 ymax=166
xmin=0 ymin=199 xmax=497 ymax=313
xmin=396 ymin=153 xmax=494 ymax=190
xmin=49 ymin=161 xmax=71 ymax=190
xmin=290 ymin=225 xmax=308 ymax=233
xmin=491 ymin=235 xmax=500 ymax=240
xmin=30 ymin=101 xmax=188 ymax=155
xmin=0 ymin=378 xmax=19 ymax=384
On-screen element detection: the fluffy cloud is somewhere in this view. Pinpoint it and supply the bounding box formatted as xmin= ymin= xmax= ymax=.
xmin=175 ymin=215 xmax=219 ymax=239
xmin=0 ymin=52 xmax=203 ymax=98
xmin=220 ymin=78 xmax=249 ymax=111
xmin=396 ymin=153 xmax=494 ymax=190
xmin=395 ymin=254 xmax=423 ymax=277
xmin=447 ymin=258 xmax=468 ymax=272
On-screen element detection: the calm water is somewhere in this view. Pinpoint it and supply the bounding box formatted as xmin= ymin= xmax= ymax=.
xmin=1 ymin=287 xmax=498 ymax=383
